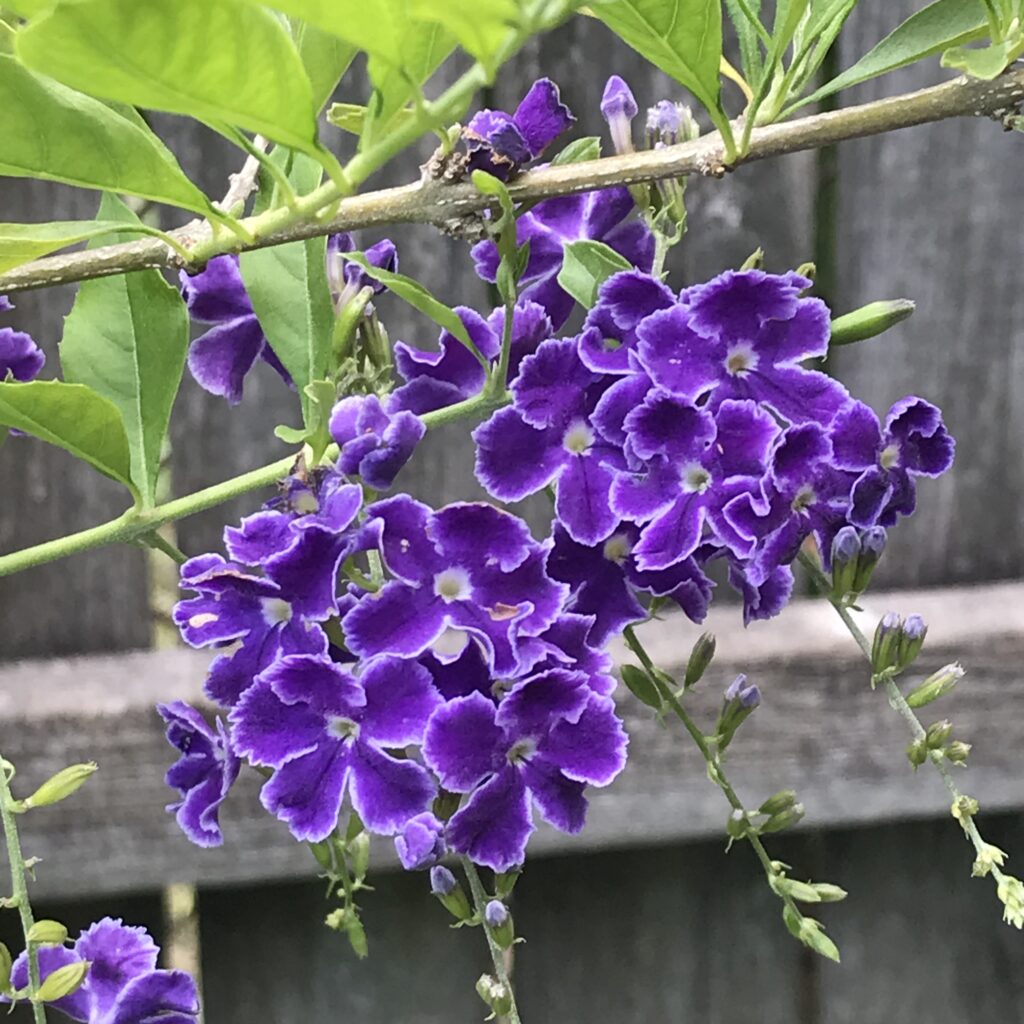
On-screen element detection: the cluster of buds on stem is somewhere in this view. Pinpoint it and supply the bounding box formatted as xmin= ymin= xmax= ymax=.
xmin=715 ymin=674 xmax=761 ymax=752
xmin=830 ymin=526 xmax=886 ymax=603
xmin=871 ymin=612 xmax=927 ymax=678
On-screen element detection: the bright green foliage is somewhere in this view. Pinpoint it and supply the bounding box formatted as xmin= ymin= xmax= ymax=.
xmin=59 ymin=195 xmax=189 ymax=507
xmin=409 ymin=0 xmax=518 ymax=74
xmin=557 ymin=240 xmax=632 ymax=309
xmin=797 ymin=0 xmax=989 ymax=109
xmin=1 ymin=0 xmax=48 ymax=14
xmin=241 ymin=151 xmax=334 ymax=424
xmin=0 ymin=380 xmax=136 ymax=496
xmin=16 ymin=0 xmax=319 ymax=154
xmin=550 ymin=136 xmax=602 ymax=165
xmin=942 ymin=32 xmax=1024 ymax=79
xmin=722 ymin=0 xmax=765 ymax=84
xmin=292 ymin=20 xmax=358 ymax=113
xmin=0 ymin=55 xmax=210 ymax=214
xmin=0 ymin=219 xmax=135 ymax=274
xmin=589 ymin=0 xmax=730 ymax=143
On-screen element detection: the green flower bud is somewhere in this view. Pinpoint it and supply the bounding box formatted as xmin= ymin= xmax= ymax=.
xmin=22 ymin=763 xmax=98 ymax=810
xmin=758 ymin=790 xmax=797 ymax=816
xmin=309 ymin=840 xmax=334 ymax=871
xmin=430 ymin=866 xmax=473 ymax=922
xmin=27 ymin=920 xmax=68 ymax=946
xmin=945 ymin=740 xmax=972 ymax=765
xmin=761 ymin=802 xmax=805 ymax=834
xmin=896 ymin=614 xmax=927 ymax=670
xmin=871 ymin=613 xmax=902 ymax=675
xmin=972 ymin=842 xmax=1007 ymax=878
xmin=797 ymin=918 xmax=841 ymax=963
xmin=476 ymin=974 xmax=513 ymax=1017
xmin=906 ymin=662 xmax=963 ymax=708
xmin=37 ymin=960 xmax=90 ymax=1002
xmin=725 ymin=809 xmax=748 ymax=840
xmin=852 ymin=527 xmax=886 ymax=594
xmin=811 ymin=882 xmax=849 ymax=903
xmin=495 ymin=868 xmax=521 ymax=900
xmin=325 ymin=907 xmax=368 ymax=958
xmin=951 ymin=795 xmax=980 ymax=831
xmin=684 ymin=632 xmax=716 ymax=688
xmin=0 ymin=941 xmax=11 ymax=993
xmin=740 ymin=248 xmax=764 ymax=271
xmin=348 ymin=832 xmax=370 ymax=883
xmin=829 ymin=299 xmax=915 ymax=347
xmin=830 ymin=527 xmax=861 ymax=600
xmin=484 ymin=900 xmax=515 ymax=950
xmin=620 ymin=664 xmax=663 ymax=710
xmin=781 ymin=879 xmax=822 ymax=903
xmin=906 ymin=738 xmax=928 ymax=768
xmin=925 ymin=719 xmax=953 ymax=749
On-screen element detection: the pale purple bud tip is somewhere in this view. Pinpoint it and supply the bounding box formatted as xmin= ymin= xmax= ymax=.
xmin=861 ymin=526 xmax=887 ymax=558
xmin=484 ymin=900 xmax=509 ymax=929
xmin=725 ymin=673 xmax=760 ymax=708
xmin=0 ymin=295 xmax=13 ymax=312
xmin=724 ymin=673 xmax=747 ymax=701
xmin=902 ymin=614 xmax=927 ymax=640
xmin=600 ymin=75 xmax=638 ymax=122
xmin=430 ymin=865 xmax=457 ymax=896
xmin=740 ymin=684 xmax=761 ymax=708
xmin=880 ymin=611 xmax=902 ymax=633
xmin=832 ymin=526 xmax=861 ymax=565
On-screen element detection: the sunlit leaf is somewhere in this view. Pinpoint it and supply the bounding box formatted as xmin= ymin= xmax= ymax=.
xmin=408 ymin=0 xmax=518 ymax=72
xmin=557 ymin=239 xmax=631 ymax=309
xmin=0 ymin=219 xmax=136 ymax=275
xmin=292 ymin=19 xmax=357 ymax=112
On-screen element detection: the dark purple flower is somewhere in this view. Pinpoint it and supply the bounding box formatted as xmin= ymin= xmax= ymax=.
xmin=180 ymin=255 xmax=291 ymax=405
xmin=326 ymin=233 xmax=399 ymax=311
xmin=723 ymin=556 xmax=795 ymax=625
xmin=231 ymin=653 xmax=440 ymax=840
xmin=7 ymin=918 xmax=198 ymax=1024
xmin=472 ymin=189 xmax=655 ymax=328
xmin=829 ymin=397 xmax=954 ymax=527
xmin=0 ymin=329 xmax=45 ymax=382
xmin=423 ymin=672 xmax=627 ymax=871
xmin=601 ymin=75 xmax=637 ymax=154
xmin=635 ymin=269 xmax=848 ymax=425
xmin=342 ymin=497 xmax=567 ymax=675
xmin=547 ymin=523 xmax=712 ymax=645
xmin=464 ymin=78 xmax=574 ymax=179
xmin=157 ymin=701 xmax=239 ymax=847
xmin=329 ymin=393 xmax=424 ymax=490
xmin=394 ymin=811 xmax=447 ymax=870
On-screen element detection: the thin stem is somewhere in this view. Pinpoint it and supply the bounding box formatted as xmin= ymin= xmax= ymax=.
xmin=489 ymin=296 xmax=517 ymax=397
xmin=461 ymin=858 xmax=522 ymax=1024
xmin=5 ymin=68 xmax=1024 ymax=293
xmin=0 ymin=760 xmax=46 ymax=1024
xmin=140 ymin=531 xmax=188 ymax=566
xmin=622 ymin=626 xmax=806 ymax=927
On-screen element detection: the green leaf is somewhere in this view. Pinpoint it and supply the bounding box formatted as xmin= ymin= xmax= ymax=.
xmin=620 ymin=664 xmax=664 ymax=710
xmin=550 ymin=136 xmax=602 ymax=165
xmin=59 ymin=195 xmax=189 ymax=507
xmin=2 ymin=0 xmax=49 ymax=15
xmin=16 ymin=0 xmax=319 ymax=154
xmin=941 ymin=33 xmax=1024 ymax=80
xmin=557 ymin=240 xmax=632 ymax=309
xmin=343 ymin=253 xmax=487 ymax=365
xmin=241 ymin=150 xmax=333 ymax=421
xmin=0 ymin=380 xmax=135 ymax=494
xmin=590 ymin=0 xmax=726 ymax=132
xmin=328 ymin=102 xmax=418 ymax=136
xmin=723 ymin=0 xmax=764 ymax=85
xmin=796 ymin=0 xmax=989 ymax=109
xmin=0 ymin=55 xmax=211 ymax=214
xmin=0 ymin=219 xmax=134 ymax=275
xmin=0 ymin=22 xmax=14 ymax=54
xmin=293 ymin=19 xmax=357 ymax=113
xmin=408 ymin=0 xmax=518 ymax=73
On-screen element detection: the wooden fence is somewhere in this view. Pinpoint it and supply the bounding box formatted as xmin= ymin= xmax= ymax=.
xmin=2 ymin=2 xmax=1023 ymax=1020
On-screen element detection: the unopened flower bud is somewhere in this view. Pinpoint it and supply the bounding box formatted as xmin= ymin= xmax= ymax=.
xmin=896 ymin=614 xmax=927 ymax=669
xmin=646 ymin=100 xmax=697 ymax=147
xmin=797 ymin=917 xmax=841 ymax=963
xmin=725 ymin=808 xmax=748 ymax=840
xmin=925 ymin=719 xmax=953 ymax=749
xmin=348 ymin=831 xmax=371 ymax=882
xmin=761 ymin=802 xmax=805 ymax=834
xmin=22 ymin=763 xmax=98 ymax=810
xmin=811 ymin=882 xmax=849 ymax=903
xmin=395 ymin=812 xmax=445 ymax=871
xmin=430 ymin=865 xmax=456 ymax=896
xmin=945 ymin=740 xmax=972 ymax=765
xmin=600 ymin=75 xmax=637 ymax=155
xmin=758 ymin=790 xmax=797 ymax=816
xmin=780 ymin=879 xmax=822 ymax=903
xmin=27 ymin=920 xmax=68 ymax=946
xmin=430 ymin=866 xmax=473 ymax=921
xmin=829 ymin=299 xmax=916 ymax=347
xmin=871 ymin=612 xmax=902 ymax=675
xmin=972 ymin=842 xmax=1008 ymax=878
xmin=37 ymin=960 xmax=90 ymax=1003
xmin=484 ymin=900 xmax=515 ymax=949
xmin=906 ymin=738 xmax=928 ymax=768
xmin=739 ymin=247 xmax=764 ymax=271
xmin=717 ymin=675 xmax=761 ymax=751
xmin=906 ymin=662 xmax=963 ymax=708
xmin=684 ymin=632 xmax=716 ymax=688
xmin=830 ymin=526 xmax=861 ymax=599
xmin=495 ymin=868 xmax=522 ymax=900
xmin=795 ymin=261 xmax=817 ymax=282
xmin=998 ymin=875 xmax=1024 ymax=929
xmin=951 ymin=795 xmax=980 ymax=830
xmin=853 ymin=527 xmax=887 ymax=593
xmin=476 ymin=974 xmax=513 ymax=1017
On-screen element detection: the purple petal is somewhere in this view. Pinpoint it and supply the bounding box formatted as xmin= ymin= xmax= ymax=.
xmin=389 ymin=375 xmax=468 ymax=415
xmin=539 ymin=694 xmax=628 ymax=786
xmin=264 ymin=653 xmax=364 ymax=715
xmin=487 ymin=300 xmax=553 ymax=380
xmin=582 ymin=186 xmax=634 ymax=237
xmin=849 ymin=466 xmax=894 ymax=528
xmin=433 ymin=502 xmax=534 ymax=572
xmin=609 ymin=458 xmax=679 ymax=523
xmin=10 ymin=946 xmax=89 ymax=1021
xmin=224 ymin=510 xmax=295 ymax=566
xmin=687 ymin=269 xmax=803 ymax=341
xmin=74 ymin=918 xmax=160 ymax=1018
xmin=394 ymin=307 xmax=497 ymax=393
xmin=473 ymin=407 xmax=565 ymax=501
xmin=711 ymin=399 xmax=780 ymax=477
xmin=636 ymin=305 xmax=722 ymax=399
xmin=496 ymin=669 xmax=591 ymax=736
xmin=519 ymin=758 xmax=586 ymax=833
xmin=107 ymin=970 xmax=199 ymax=1024
xmin=419 ymin=641 xmax=493 ymax=701
xmin=729 ymin=560 xmax=794 ymax=624
xmin=186 ymin=314 xmax=265 ymax=406
xmin=0 ymin=327 xmax=45 ymax=381
xmin=602 ymin=218 xmax=655 ymax=274
xmin=229 ymin=678 xmax=325 ymax=768
xmin=446 ymin=765 xmax=533 ymax=871
xmin=264 ymin=527 xmax=348 ymax=621
xmin=556 ymin=452 xmax=619 ymax=545
xmin=180 ymin=255 xmax=253 ymax=323
xmin=342 ymin=582 xmax=448 ymax=661
xmin=259 ymin=742 xmax=350 ymax=841
xmin=633 ymin=493 xmax=706 ymax=570
xmin=423 ymin=691 xmax=505 ymax=793
xmin=591 ymin=373 xmax=653 ymax=445
xmin=513 ymin=78 xmax=575 ymax=156
xmin=394 ymin=812 xmax=446 ymax=870
xmin=597 ymin=270 xmax=674 ymax=331
xmin=348 ymin=740 xmax=436 ymax=835
xmin=758 ymin=296 xmax=831 ymax=363
xmin=367 ymin=494 xmax=443 ymax=583
xmin=358 ymin=411 xmax=425 ymax=490
xmin=736 ymin=366 xmax=851 ymax=426
xmin=511 ymin=337 xmax=594 ymax=429
xmin=770 ymin=422 xmax=833 ymax=491
xmin=359 ymin=656 xmax=441 ymax=746
xmin=624 ymin=389 xmax=715 ymax=463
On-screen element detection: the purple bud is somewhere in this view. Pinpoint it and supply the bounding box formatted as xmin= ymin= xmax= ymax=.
xmin=739 ymin=684 xmax=761 ymax=709
xmin=861 ymin=527 xmax=887 ymax=558
xmin=646 ymin=100 xmax=696 ymax=147
xmin=832 ymin=526 xmax=861 ymax=566
xmin=902 ymin=614 xmax=927 ymax=640
xmin=600 ymin=75 xmax=637 ymax=155
xmin=880 ymin=611 xmax=902 ymax=633
xmin=430 ymin=865 xmax=457 ymax=896
xmin=0 ymin=295 xmax=12 ymax=312
xmin=724 ymin=673 xmax=747 ymax=702
xmin=326 ymin=234 xmax=399 ymax=309
xmin=395 ymin=812 xmax=447 ymax=871
xmin=484 ymin=900 xmax=509 ymax=929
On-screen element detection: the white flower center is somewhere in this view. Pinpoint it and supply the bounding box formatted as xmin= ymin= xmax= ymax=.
xmin=261 ymin=598 xmax=293 ymax=626
xmin=563 ymin=420 xmax=594 ymax=455
xmin=327 ymin=716 xmax=360 ymax=740
xmin=434 ymin=567 xmax=471 ymax=603
xmin=294 ymin=492 xmax=319 ymax=515
xmin=681 ymin=462 xmax=712 ymax=494
xmin=507 ymin=738 xmax=536 ymax=765
xmin=791 ymin=484 xmax=817 ymax=512
xmin=602 ymin=533 xmax=632 ymax=564
xmin=724 ymin=344 xmax=758 ymax=376
xmin=880 ymin=443 xmax=901 ymax=470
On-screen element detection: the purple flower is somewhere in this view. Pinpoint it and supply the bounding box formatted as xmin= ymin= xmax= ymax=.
xmin=180 ymin=255 xmax=291 ymax=405
xmin=326 ymin=233 xmax=399 ymax=310
xmin=0 ymin=295 xmax=45 ymax=384
xmin=157 ymin=701 xmax=239 ymax=847
xmin=231 ymin=653 xmax=440 ymax=840
xmin=342 ymin=497 xmax=568 ymax=675
xmin=463 ymin=78 xmax=574 ymax=179
xmin=423 ymin=672 xmax=627 ymax=871
xmin=7 ymin=918 xmax=198 ymax=1024
xmin=829 ymin=397 xmax=954 ymax=527
xmin=601 ymin=75 xmax=637 ymax=154
xmin=548 ymin=523 xmax=712 ymax=646
xmin=635 ymin=269 xmax=848 ymax=425
xmin=329 ymin=394 xmax=425 ymax=490
xmin=391 ymin=301 xmax=551 ymax=415
xmin=610 ymin=396 xmax=781 ymax=570
xmin=395 ymin=811 xmax=447 ymax=870
xmin=472 ymin=190 xmax=654 ymax=328
xmin=474 ymin=339 xmax=624 ymax=544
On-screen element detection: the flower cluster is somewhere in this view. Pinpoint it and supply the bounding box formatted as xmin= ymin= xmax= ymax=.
xmin=5 ymin=918 xmax=199 ymax=1024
